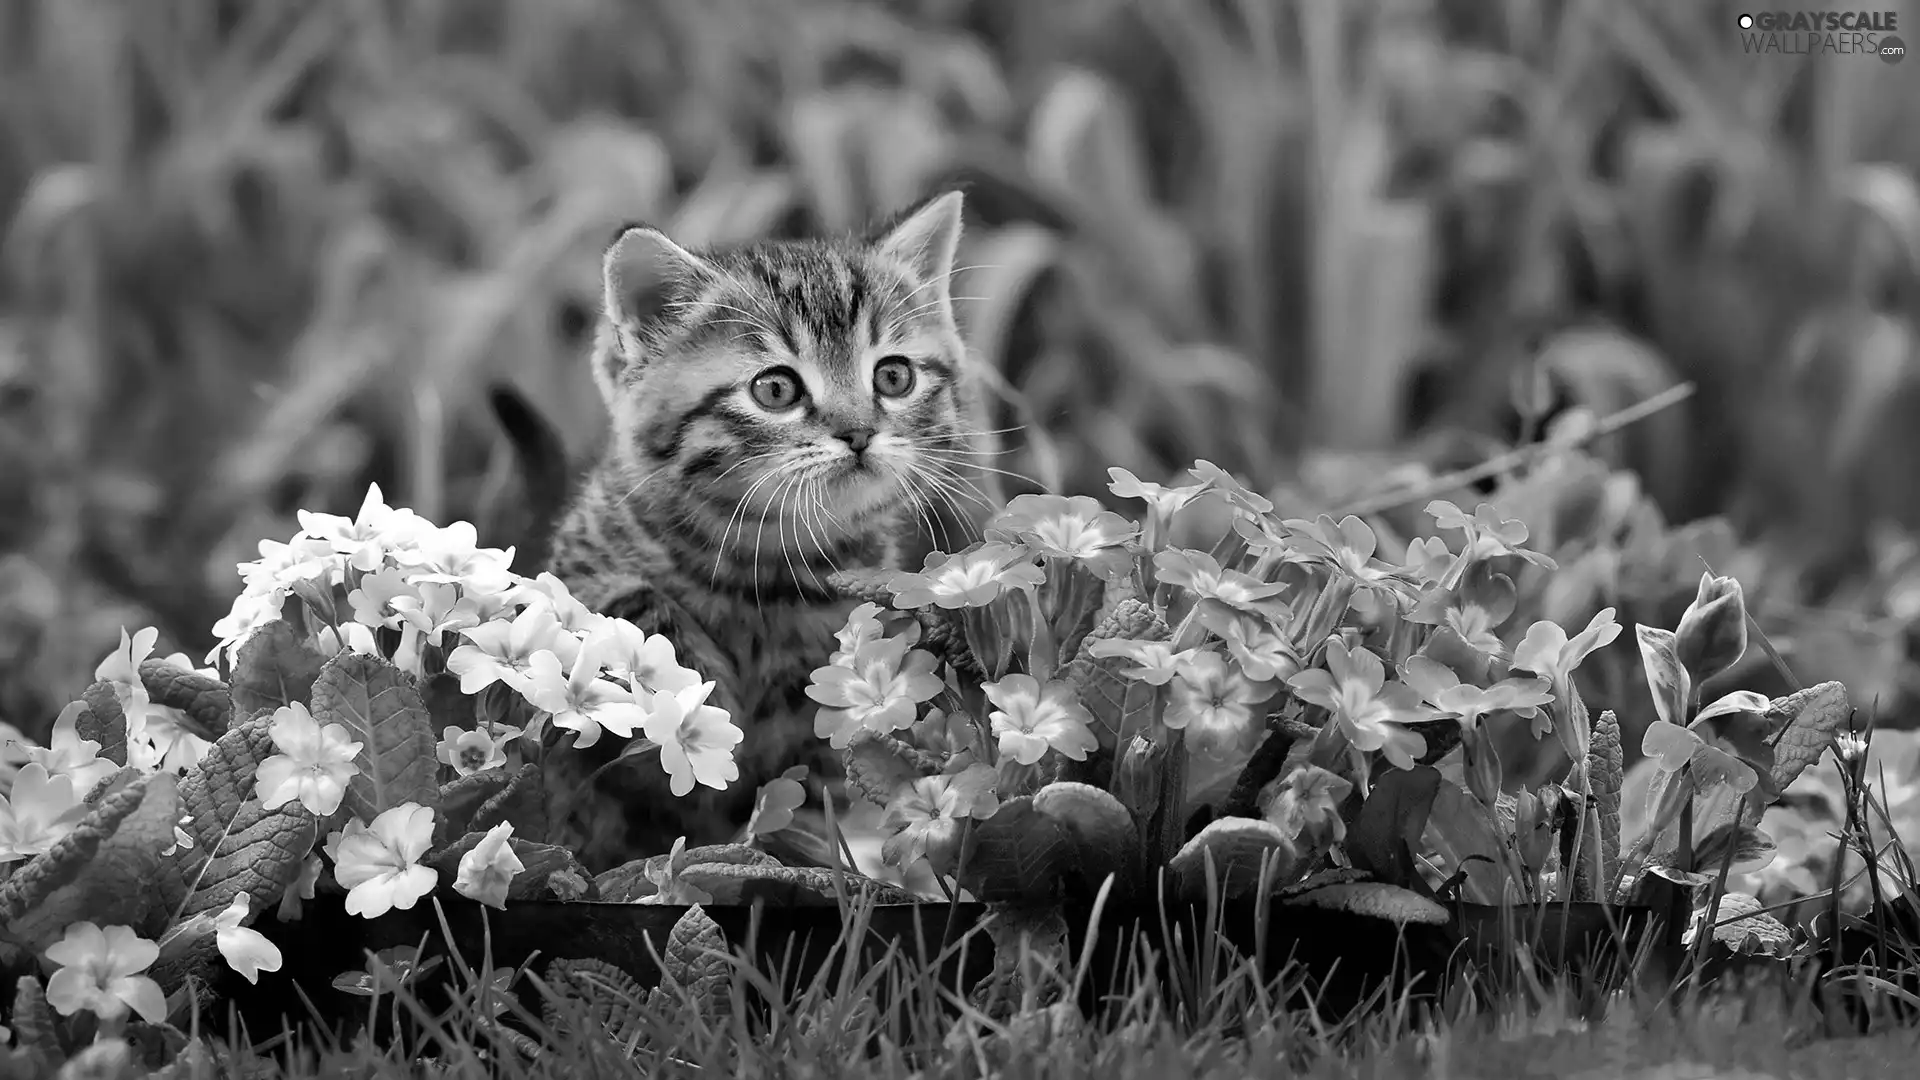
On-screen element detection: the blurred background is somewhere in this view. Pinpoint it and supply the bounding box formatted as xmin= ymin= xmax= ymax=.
xmin=4 ymin=0 xmax=1920 ymax=769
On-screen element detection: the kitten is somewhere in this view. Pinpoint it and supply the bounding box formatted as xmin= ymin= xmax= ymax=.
xmin=539 ymin=192 xmax=986 ymax=872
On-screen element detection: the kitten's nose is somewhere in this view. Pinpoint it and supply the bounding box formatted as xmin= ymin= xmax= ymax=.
xmin=836 ymin=427 xmax=875 ymax=454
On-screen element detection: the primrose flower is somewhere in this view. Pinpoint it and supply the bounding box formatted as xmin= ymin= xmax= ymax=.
xmin=237 ymin=535 xmax=339 ymax=598
xmin=1425 ymin=500 xmax=1556 ymax=586
xmin=593 ymin=619 xmax=704 ymax=697
xmin=208 ymin=591 xmax=288 ymax=665
xmin=1263 ymin=764 xmax=1354 ymax=849
xmin=325 ymin=803 xmax=439 ymax=918
xmin=880 ymin=763 xmax=998 ymax=874
xmin=346 ymin=566 xmax=419 ymax=630
xmin=521 ymin=643 xmax=650 ymax=750
xmin=437 ymin=726 xmax=509 ymax=776
xmin=1107 ymin=466 xmax=1211 ymax=521
xmin=1287 ymin=640 xmax=1429 ymax=770
xmin=1399 ymin=656 xmax=1554 ymax=733
xmin=454 ymin=822 xmax=525 ymax=910
xmin=830 ymin=603 xmax=891 ymax=666
xmin=1510 ymin=608 xmax=1621 ymax=694
xmin=1165 ymin=650 xmax=1275 ymax=758
xmin=1405 ymin=563 xmax=1518 ymax=660
xmin=0 ymin=763 xmax=88 ymax=863
xmin=986 ymin=494 xmax=1138 ymax=579
xmin=1280 ymin=515 xmax=1407 ymax=594
xmin=983 ymin=674 xmax=1098 ymax=765
xmin=1153 ymin=548 xmax=1288 ymax=618
xmin=643 ymin=681 xmax=744 ymax=796
xmin=255 ymin=702 xmax=363 ymax=817
xmin=889 ymin=542 xmax=1045 ymax=610
xmin=1197 ymin=607 xmax=1301 ymax=682
xmin=21 ymin=702 xmax=119 ymax=794
xmin=402 ymin=520 xmax=516 ymax=596
xmin=214 ymin=895 xmax=284 ymax=985
xmin=298 ymin=483 xmax=417 ymax=572
xmin=1189 ymin=459 xmax=1273 ymax=515
xmin=1401 ymin=536 xmax=1455 ymax=586
xmin=807 ymin=637 xmax=945 ymax=748
xmin=444 ymin=603 xmax=580 ymax=695
xmin=506 ymin=572 xmax=600 ymax=636
xmin=388 ymin=582 xmax=480 ymax=649
xmin=126 ymin=704 xmax=214 ymax=775
xmin=94 ymin=626 xmax=159 ymax=690
xmin=43 ymin=923 xmax=166 ymax=1024
xmin=1085 ymin=637 xmax=1199 ymax=686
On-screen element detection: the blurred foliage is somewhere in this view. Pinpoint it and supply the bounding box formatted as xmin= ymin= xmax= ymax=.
xmin=3 ymin=0 xmax=1920 ymax=749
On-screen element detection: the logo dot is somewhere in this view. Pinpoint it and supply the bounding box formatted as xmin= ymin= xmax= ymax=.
xmin=1738 ymin=13 xmax=1754 ymax=29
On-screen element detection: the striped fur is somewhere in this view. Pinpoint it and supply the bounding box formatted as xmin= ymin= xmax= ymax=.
xmin=544 ymin=193 xmax=983 ymax=871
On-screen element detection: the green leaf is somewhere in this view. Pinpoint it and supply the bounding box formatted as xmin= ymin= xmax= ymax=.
xmin=1765 ymin=681 xmax=1850 ymax=792
xmin=1580 ymin=708 xmax=1625 ymax=902
xmin=471 ymin=762 xmax=548 ymax=841
xmin=309 ymin=652 xmax=438 ymax=821
xmin=1347 ymin=764 xmax=1441 ymax=892
xmin=177 ymin=715 xmax=320 ymax=917
xmin=1032 ymin=781 xmax=1136 ymax=886
xmin=76 ymin=682 xmax=129 ymax=766
xmin=437 ymin=768 xmax=515 ymax=843
xmin=541 ymin=957 xmax=649 ymax=1045
xmin=662 ymin=905 xmax=731 ymax=1022
xmin=1421 ymin=781 xmax=1518 ymax=905
xmin=0 ymin=773 xmax=184 ymax=951
xmin=1168 ymin=817 xmax=1297 ymax=899
xmin=592 ymin=843 xmax=774 ymax=903
xmin=137 ymin=660 xmax=232 ymax=739
xmin=1283 ymin=881 xmax=1450 ymax=927
xmin=842 ymin=730 xmax=939 ymax=807
xmin=1060 ymin=598 xmax=1168 ymax=753
xmin=11 ymin=975 xmax=66 ymax=1057
xmin=675 ymin=862 xmax=918 ymax=907
xmin=1694 ymin=892 xmax=1793 ymax=957
xmin=229 ymin=619 xmax=328 ymax=716
xmin=957 ymin=796 xmax=1074 ymax=904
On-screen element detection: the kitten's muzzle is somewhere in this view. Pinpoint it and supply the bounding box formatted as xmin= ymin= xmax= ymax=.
xmin=834 ymin=426 xmax=876 ymax=454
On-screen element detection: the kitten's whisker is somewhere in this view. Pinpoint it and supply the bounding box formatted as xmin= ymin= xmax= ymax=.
xmin=913 ymin=451 xmax=1043 ymax=490
xmin=892 ymin=263 xmax=1004 ymax=308
xmin=912 ymin=426 xmax=1028 ymax=444
xmin=903 ymin=464 xmax=978 ymax=549
xmin=713 ymin=460 xmax=796 ymax=590
xmin=700 ymin=301 xmax=783 ymax=342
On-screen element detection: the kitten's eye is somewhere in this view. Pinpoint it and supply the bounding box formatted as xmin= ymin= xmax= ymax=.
xmin=873 ymin=356 xmax=916 ymax=398
xmin=749 ymin=367 xmax=805 ymax=411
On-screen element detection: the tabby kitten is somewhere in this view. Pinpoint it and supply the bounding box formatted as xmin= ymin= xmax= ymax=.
xmin=543 ymin=192 xmax=983 ymax=872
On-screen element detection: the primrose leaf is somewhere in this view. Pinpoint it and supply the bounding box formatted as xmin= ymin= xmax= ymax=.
xmin=1578 ymin=708 xmax=1624 ymax=902
xmin=1765 ymin=681 xmax=1850 ymax=792
xmin=309 ymin=651 xmax=438 ymax=821
xmin=75 ymin=682 xmax=129 ymax=766
xmin=229 ymin=619 xmax=328 ymax=716
xmin=1421 ymin=780 xmax=1517 ymax=905
xmin=1061 ymin=598 xmax=1168 ymax=752
xmin=842 ymin=730 xmax=939 ymax=807
xmin=675 ymin=862 xmax=918 ymax=906
xmin=11 ymin=975 xmax=65 ymax=1056
xmin=475 ymin=762 xmax=549 ymax=841
xmin=0 ymin=773 xmax=183 ymax=951
xmin=662 ymin=905 xmax=731 ymax=1022
xmin=1691 ymin=892 xmax=1793 ymax=957
xmin=436 ymin=767 xmax=515 ymax=843
xmin=957 ymin=795 xmax=1074 ymax=904
xmin=1283 ymin=881 xmax=1450 ymax=927
xmin=137 ymin=659 xmax=232 ymax=738
xmin=1347 ymin=764 xmax=1441 ymax=891
xmin=541 ymin=957 xmax=650 ymax=1045
xmin=427 ymin=833 xmax=590 ymax=901
xmin=1168 ymin=818 xmax=1297 ymax=899
xmin=177 ymin=714 xmax=321 ymax=917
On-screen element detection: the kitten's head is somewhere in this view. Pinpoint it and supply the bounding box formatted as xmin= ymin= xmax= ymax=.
xmin=592 ymin=192 xmax=973 ymax=538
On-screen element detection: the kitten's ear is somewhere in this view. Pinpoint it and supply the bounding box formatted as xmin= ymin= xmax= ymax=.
xmin=602 ymin=223 xmax=708 ymax=365
xmin=874 ymin=190 xmax=964 ymax=305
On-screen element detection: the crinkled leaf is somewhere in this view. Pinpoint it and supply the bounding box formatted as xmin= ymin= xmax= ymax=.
xmin=1060 ymin=600 xmax=1168 ymax=752
xmin=229 ymin=619 xmax=327 ymax=716
xmin=1634 ymin=625 xmax=1689 ymax=728
xmin=11 ymin=976 xmax=66 ymax=1056
xmin=427 ymin=833 xmax=590 ymax=901
xmin=842 ymin=730 xmax=939 ymax=807
xmin=663 ymin=905 xmax=731 ymax=1022
xmin=137 ymin=660 xmax=232 ymax=739
xmin=970 ymin=903 xmax=1072 ymax=1021
xmin=1766 ymin=681 xmax=1850 ymax=792
xmin=76 ymin=682 xmax=129 ymax=766
xmin=475 ymin=762 xmax=548 ymax=840
xmin=1032 ymin=781 xmax=1135 ymax=853
xmin=174 ymin=717 xmax=322 ymax=918
xmin=310 ymin=652 xmax=437 ymax=821
xmin=827 ymin=567 xmax=900 ymax=606
xmin=1284 ymin=881 xmax=1450 ymax=926
xmin=1422 ymin=781 xmax=1518 ymax=905
xmin=1581 ymin=708 xmax=1624 ymax=901
xmin=436 ymin=768 xmax=515 ymax=843
xmin=123 ymin=1020 xmax=191 ymax=1072
xmin=675 ymin=862 xmax=919 ymax=906
xmin=0 ymin=773 xmax=183 ymax=950
xmin=1347 ymin=764 xmax=1441 ymax=892
xmin=541 ymin=957 xmax=649 ymax=1044
xmin=1167 ymin=818 xmax=1297 ymax=899
xmin=957 ymin=796 xmax=1073 ymax=904
xmin=1694 ymin=892 xmax=1793 ymax=957
xmin=1693 ymin=822 xmax=1777 ymax=876
xmin=592 ymin=843 xmax=774 ymax=903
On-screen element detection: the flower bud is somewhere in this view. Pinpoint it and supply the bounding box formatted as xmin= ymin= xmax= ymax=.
xmin=1464 ymin=724 xmax=1504 ymax=807
xmin=1512 ymin=788 xmax=1554 ymax=872
xmin=1675 ymin=572 xmax=1748 ymax=685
